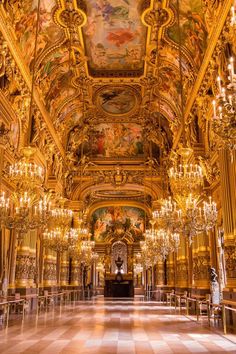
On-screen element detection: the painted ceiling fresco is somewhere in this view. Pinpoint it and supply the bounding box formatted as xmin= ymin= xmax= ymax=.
xmin=82 ymin=123 xmax=144 ymax=158
xmin=83 ymin=0 xmax=147 ymax=75
xmin=3 ymin=0 xmax=211 ymax=145
xmin=167 ymin=0 xmax=208 ymax=69
xmin=6 ymin=0 xmax=64 ymax=67
xmin=90 ymin=206 xmax=145 ymax=242
xmin=96 ymin=86 xmax=138 ymax=115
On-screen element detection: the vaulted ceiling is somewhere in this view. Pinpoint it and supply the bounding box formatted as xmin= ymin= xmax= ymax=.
xmin=4 ymin=0 xmax=209 ymax=141
xmin=1 ymin=0 xmax=226 ymax=235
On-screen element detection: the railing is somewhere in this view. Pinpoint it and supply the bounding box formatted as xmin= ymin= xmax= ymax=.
xmin=222 ymin=301 xmax=236 ymax=335
xmin=0 ymin=289 xmax=85 ymax=329
xmin=144 ymin=289 xmax=236 ymax=335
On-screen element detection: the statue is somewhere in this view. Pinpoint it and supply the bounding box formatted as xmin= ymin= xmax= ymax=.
xmin=209 ymin=267 xmax=220 ymax=304
xmin=210 ymin=267 xmax=218 ymax=283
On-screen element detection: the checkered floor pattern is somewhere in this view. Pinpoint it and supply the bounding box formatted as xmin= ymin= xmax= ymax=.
xmin=0 ymin=298 xmax=235 ymax=353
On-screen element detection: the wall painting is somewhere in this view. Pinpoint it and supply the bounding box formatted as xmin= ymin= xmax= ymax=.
xmin=91 ymin=206 xmax=145 ymax=242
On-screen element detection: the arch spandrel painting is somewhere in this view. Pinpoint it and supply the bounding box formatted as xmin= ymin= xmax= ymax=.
xmin=83 ymin=0 xmax=147 ymax=76
xmin=91 ymin=206 xmax=145 ymax=243
xmin=83 ymin=123 xmax=144 ymax=158
xmin=167 ymin=0 xmax=208 ymax=68
xmin=7 ymin=0 xmax=64 ymax=67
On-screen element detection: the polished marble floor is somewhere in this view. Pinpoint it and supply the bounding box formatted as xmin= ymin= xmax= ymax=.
xmin=0 ymin=298 xmax=236 ymax=353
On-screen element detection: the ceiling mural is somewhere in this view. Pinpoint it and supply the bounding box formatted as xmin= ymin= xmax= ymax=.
xmin=5 ymin=0 xmax=65 ymax=67
xmin=0 ymin=0 xmax=225 ymax=230
xmin=167 ymin=0 xmax=208 ymax=69
xmin=90 ymin=206 xmax=145 ymax=242
xmin=56 ymin=103 xmax=83 ymax=133
xmin=83 ymin=123 xmax=144 ymax=159
xmin=83 ymin=0 xmax=147 ymax=76
xmin=95 ymin=86 xmax=138 ymax=116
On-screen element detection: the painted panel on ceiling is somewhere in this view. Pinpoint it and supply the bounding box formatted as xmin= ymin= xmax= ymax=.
xmin=91 ymin=206 xmax=145 ymax=242
xmin=83 ymin=123 xmax=144 ymax=158
xmin=167 ymin=0 xmax=208 ymax=69
xmin=83 ymin=0 xmax=146 ymax=75
xmin=13 ymin=0 xmax=64 ymax=66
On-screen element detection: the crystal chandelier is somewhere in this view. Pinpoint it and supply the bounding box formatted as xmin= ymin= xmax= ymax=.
xmin=80 ymin=238 xmax=95 ymax=266
xmin=49 ymin=207 xmax=73 ymax=228
xmin=6 ymin=193 xmax=51 ymax=237
xmin=140 ymin=240 xmax=157 ymax=267
xmin=168 ymin=147 xmax=203 ymax=206
xmin=212 ymin=56 xmax=236 ymax=151
xmin=2 ymin=147 xmax=50 ymax=239
xmin=140 ymin=224 xmax=179 ymax=266
xmin=155 ymin=229 xmax=180 ymax=260
xmin=153 ymin=194 xmax=217 ymax=244
xmin=134 ymin=258 xmax=143 ymax=274
xmin=9 ymin=147 xmax=44 ymax=189
xmin=152 ymin=197 xmax=182 ymax=232
xmin=43 ymin=227 xmax=78 ymax=253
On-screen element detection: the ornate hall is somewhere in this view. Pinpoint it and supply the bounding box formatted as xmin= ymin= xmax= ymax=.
xmin=0 ymin=0 xmax=236 ymax=353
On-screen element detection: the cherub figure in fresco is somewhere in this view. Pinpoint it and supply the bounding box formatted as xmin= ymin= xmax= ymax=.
xmin=94 ymin=217 xmax=106 ymax=241
xmin=92 ymin=44 xmax=108 ymax=68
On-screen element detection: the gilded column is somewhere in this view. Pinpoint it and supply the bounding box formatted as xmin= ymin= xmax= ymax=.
xmin=43 ymin=248 xmax=57 ymax=288
xmin=60 ymin=252 xmax=69 ymax=287
xmin=155 ymin=260 xmax=165 ymax=287
xmin=15 ymin=233 xmax=31 ymax=290
xmin=8 ymin=229 xmax=17 ymax=290
xmin=176 ymin=235 xmax=188 ymax=292
xmin=28 ymin=230 xmax=37 ymax=288
xmin=71 ymin=260 xmax=80 ymax=286
xmin=192 ymin=232 xmax=210 ymax=296
xmin=219 ymin=150 xmax=236 ymax=290
xmin=167 ymin=253 xmax=175 ymax=289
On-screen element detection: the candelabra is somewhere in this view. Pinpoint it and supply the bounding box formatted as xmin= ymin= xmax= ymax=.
xmin=212 ymin=56 xmax=236 ymax=151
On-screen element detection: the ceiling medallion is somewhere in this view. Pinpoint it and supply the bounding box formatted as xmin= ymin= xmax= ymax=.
xmin=94 ymin=85 xmax=140 ymax=117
